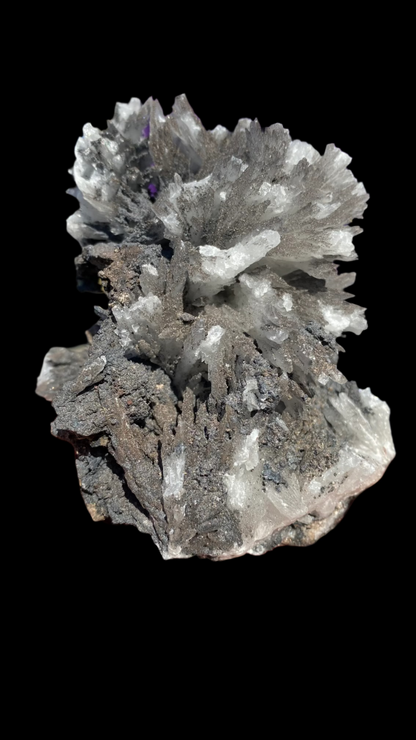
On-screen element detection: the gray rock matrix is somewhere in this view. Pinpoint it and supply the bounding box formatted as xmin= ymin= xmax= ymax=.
xmin=37 ymin=95 xmax=395 ymax=559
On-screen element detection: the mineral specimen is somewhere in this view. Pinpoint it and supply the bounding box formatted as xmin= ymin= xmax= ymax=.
xmin=36 ymin=94 xmax=395 ymax=559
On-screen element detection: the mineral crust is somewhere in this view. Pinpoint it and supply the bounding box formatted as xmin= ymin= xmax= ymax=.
xmin=36 ymin=95 xmax=395 ymax=559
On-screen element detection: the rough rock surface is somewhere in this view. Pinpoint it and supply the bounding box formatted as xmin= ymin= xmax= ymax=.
xmin=36 ymin=95 xmax=395 ymax=559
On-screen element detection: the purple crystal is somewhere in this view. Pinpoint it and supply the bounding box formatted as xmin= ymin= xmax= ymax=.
xmin=148 ymin=183 xmax=158 ymax=198
xmin=142 ymin=123 xmax=150 ymax=138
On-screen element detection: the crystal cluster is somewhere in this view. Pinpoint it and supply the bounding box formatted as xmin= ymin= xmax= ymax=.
xmin=36 ymin=95 xmax=395 ymax=559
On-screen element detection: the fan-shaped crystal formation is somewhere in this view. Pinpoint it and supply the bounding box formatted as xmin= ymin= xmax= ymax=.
xmin=36 ymin=95 xmax=395 ymax=559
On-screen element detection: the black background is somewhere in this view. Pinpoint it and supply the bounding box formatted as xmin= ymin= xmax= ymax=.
xmin=24 ymin=23 xmax=406 ymax=628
